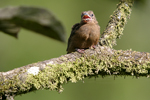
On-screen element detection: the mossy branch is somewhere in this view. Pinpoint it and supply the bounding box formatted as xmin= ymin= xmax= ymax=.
xmin=100 ymin=0 xmax=133 ymax=47
xmin=1 ymin=0 xmax=147 ymax=100
xmin=1 ymin=46 xmax=150 ymax=100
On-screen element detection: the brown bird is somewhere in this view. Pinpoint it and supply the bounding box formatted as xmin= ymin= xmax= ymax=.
xmin=67 ymin=10 xmax=100 ymax=53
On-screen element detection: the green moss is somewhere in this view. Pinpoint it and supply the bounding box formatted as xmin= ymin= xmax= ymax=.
xmin=1 ymin=48 xmax=150 ymax=97
xmin=100 ymin=1 xmax=133 ymax=47
xmin=0 ymin=70 xmax=31 ymax=96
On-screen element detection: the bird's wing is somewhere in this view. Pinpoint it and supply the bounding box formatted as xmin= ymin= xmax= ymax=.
xmin=66 ymin=23 xmax=80 ymax=51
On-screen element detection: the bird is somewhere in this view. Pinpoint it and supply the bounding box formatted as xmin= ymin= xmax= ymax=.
xmin=66 ymin=10 xmax=100 ymax=53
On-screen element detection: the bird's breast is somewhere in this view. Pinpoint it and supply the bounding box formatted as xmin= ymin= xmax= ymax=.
xmin=73 ymin=24 xmax=100 ymax=48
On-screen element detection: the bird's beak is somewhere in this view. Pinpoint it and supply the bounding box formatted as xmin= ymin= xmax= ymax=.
xmin=81 ymin=13 xmax=91 ymax=19
xmin=81 ymin=13 xmax=91 ymax=23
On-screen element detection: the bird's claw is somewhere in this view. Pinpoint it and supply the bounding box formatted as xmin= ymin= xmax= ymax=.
xmin=92 ymin=45 xmax=97 ymax=49
xmin=90 ymin=45 xmax=97 ymax=49
xmin=75 ymin=49 xmax=85 ymax=54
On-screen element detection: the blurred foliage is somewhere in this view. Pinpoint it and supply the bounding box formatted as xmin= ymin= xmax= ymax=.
xmin=0 ymin=0 xmax=150 ymax=100
xmin=0 ymin=6 xmax=66 ymax=42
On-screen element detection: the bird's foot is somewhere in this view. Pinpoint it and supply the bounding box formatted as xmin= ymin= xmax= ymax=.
xmin=90 ymin=45 xmax=97 ymax=49
xmin=92 ymin=45 xmax=97 ymax=49
xmin=75 ymin=48 xmax=85 ymax=54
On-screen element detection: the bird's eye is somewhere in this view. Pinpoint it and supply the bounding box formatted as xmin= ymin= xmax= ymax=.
xmin=91 ymin=14 xmax=94 ymax=16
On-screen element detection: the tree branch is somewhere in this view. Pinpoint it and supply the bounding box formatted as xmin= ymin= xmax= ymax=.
xmin=1 ymin=46 xmax=150 ymax=99
xmin=1 ymin=0 xmax=147 ymax=100
xmin=100 ymin=0 xmax=133 ymax=47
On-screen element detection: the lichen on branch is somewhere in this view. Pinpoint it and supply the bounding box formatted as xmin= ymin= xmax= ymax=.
xmin=1 ymin=46 xmax=150 ymax=99
xmin=100 ymin=0 xmax=133 ymax=47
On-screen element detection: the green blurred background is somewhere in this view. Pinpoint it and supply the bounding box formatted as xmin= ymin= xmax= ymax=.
xmin=1 ymin=0 xmax=150 ymax=100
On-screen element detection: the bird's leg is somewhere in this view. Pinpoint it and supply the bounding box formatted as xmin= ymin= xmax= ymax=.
xmin=89 ymin=45 xmax=97 ymax=49
xmin=75 ymin=48 xmax=85 ymax=53
xmin=92 ymin=45 xmax=97 ymax=49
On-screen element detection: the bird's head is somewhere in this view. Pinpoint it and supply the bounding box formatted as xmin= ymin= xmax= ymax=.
xmin=81 ymin=10 xmax=98 ymax=24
